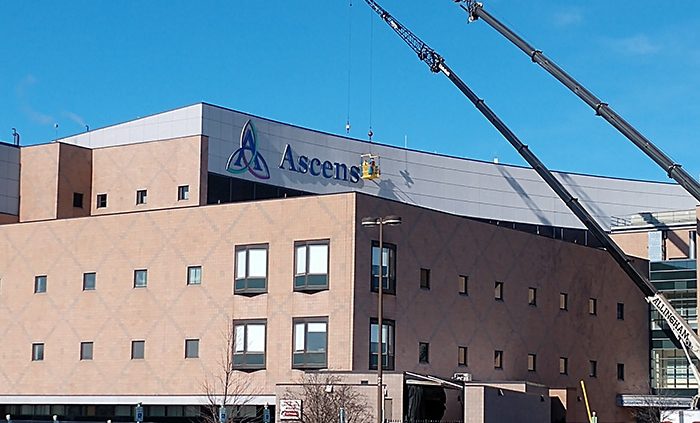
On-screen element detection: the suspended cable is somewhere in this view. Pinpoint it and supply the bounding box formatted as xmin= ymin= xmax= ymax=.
xmin=367 ymin=7 xmax=374 ymax=141
xmin=345 ymin=0 xmax=353 ymax=134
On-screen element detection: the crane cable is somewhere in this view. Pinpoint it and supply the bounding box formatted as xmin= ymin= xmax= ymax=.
xmin=345 ymin=1 xmax=353 ymax=134
xmin=368 ymin=8 xmax=375 ymax=141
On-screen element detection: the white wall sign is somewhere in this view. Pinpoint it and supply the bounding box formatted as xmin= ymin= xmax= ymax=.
xmin=279 ymin=399 xmax=302 ymax=421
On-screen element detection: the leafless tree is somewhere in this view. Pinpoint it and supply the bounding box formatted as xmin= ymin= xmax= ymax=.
xmin=284 ymin=373 xmax=372 ymax=423
xmin=630 ymin=386 xmax=684 ymax=423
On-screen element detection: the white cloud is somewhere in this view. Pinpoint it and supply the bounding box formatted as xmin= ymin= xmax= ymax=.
xmin=553 ymin=9 xmax=583 ymax=28
xmin=16 ymin=75 xmax=56 ymax=126
xmin=607 ymin=34 xmax=661 ymax=56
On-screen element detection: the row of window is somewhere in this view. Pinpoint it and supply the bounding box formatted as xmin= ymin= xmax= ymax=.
xmin=89 ymin=185 xmax=190 ymax=209
xmin=31 ymin=339 xmax=195 ymax=361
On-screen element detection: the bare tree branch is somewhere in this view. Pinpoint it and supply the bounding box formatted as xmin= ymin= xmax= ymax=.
xmin=284 ymin=374 xmax=372 ymax=423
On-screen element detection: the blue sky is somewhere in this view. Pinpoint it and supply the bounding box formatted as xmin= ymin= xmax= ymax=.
xmin=1 ymin=1 xmax=699 ymax=183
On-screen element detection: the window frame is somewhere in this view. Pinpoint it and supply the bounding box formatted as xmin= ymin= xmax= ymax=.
xmin=83 ymin=272 xmax=96 ymax=291
xmin=559 ymin=292 xmax=568 ymax=311
xmin=294 ymin=240 xmax=330 ymax=292
xmin=528 ymin=353 xmax=537 ymax=372
xmin=420 ymin=268 xmax=431 ymax=290
xmin=187 ymin=266 xmax=202 ymax=285
xmin=233 ymin=320 xmax=267 ymax=370
xmin=528 ymin=287 xmax=537 ymax=306
xmin=559 ymin=357 xmax=568 ymax=375
xmin=370 ymin=241 xmax=397 ymax=295
xmin=589 ymin=298 xmax=598 ymax=315
xmin=131 ymin=340 xmax=145 ymax=360
xmin=234 ymin=244 xmax=269 ymax=294
xmin=293 ymin=317 xmax=328 ymax=369
xmin=32 ymin=343 xmax=45 ymax=361
xmin=178 ymin=185 xmax=190 ymax=201
xmin=617 ymin=302 xmax=625 ymax=320
xmin=458 ymin=275 xmax=468 ymax=296
xmin=494 ymin=350 xmax=504 ymax=369
xmin=369 ymin=318 xmax=395 ymax=371
xmin=134 ymin=269 xmax=148 ymax=288
xmin=494 ymin=281 xmax=504 ymax=301
xmin=617 ymin=363 xmax=625 ymax=381
xmin=458 ymin=346 xmax=468 ymax=367
xmin=589 ymin=360 xmax=598 ymax=378
xmin=73 ymin=192 xmax=84 ymax=208
xmin=418 ymin=342 xmax=430 ymax=364
xmin=34 ymin=275 xmax=47 ymax=294
xmin=185 ymin=339 xmax=200 ymax=359
xmin=80 ymin=341 xmax=94 ymax=361
xmin=136 ymin=189 xmax=148 ymax=205
xmin=96 ymin=193 xmax=107 ymax=209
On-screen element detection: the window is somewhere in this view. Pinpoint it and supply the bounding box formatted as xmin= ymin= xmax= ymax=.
xmin=371 ymin=241 xmax=396 ymax=294
xmin=589 ymin=298 xmax=597 ymax=315
xmin=134 ymin=269 xmax=148 ymax=288
xmin=96 ymin=193 xmax=107 ymax=208
xmin=178 ymin=185 xmax=190 ymax=201
xmin=83 ymin=272 xmax=96 ymax=291
xmin=187 ymin=266 xmax=202 ymax=285
xmin=420 ymin=268 xmax=430 ymax=290
xmin=419 ymin=342 xmax=430 ymax=363
xmin=589 ymin=360 xmax=597 ymax=378
xmin=458 ymin=346 xmax=468 ymax=366
xmin=494 ymin=350 xmax=503 ymax=369
xmin=235 ymin=245 xmax=268 ymax=293
xmin=136 ymin=189 xmax=148 ymax=205
xmin=80 ymin=342 xmax=93 ymax=360
xmin=559 ymin=293 xmax=568 ymax=310
xmin=32 ymin=343 xmax=44 ymax=361
xmin=131 ymin=340 xmax=145 ymax=359
xmin=34 ymin=275 xmax=47 ymax=293
xmin=294 ymin=241 xmax=329 ymax=291
xmin=233 ymin=321 xmax=266 ymax=369
xmin=559 ymin=357 xmax=568 ymax=375
xmin=458 ymin=275 xmax=468 ymax=295
xmin=185 ymin=339 xmax=199 ymax=358
xmin=528 ymin=287 xmax=537 ymax=306
xmin=293 ymin=318 xmax=328 ymax=369
xmin=370 ymin=319 xmax=395 ymax=370
xmin=495 ymin=281 xmax=504 ymax=301
xmin=617 ymin=302 xmax=624 ymax=320
xmin=528 ymin=354 xmax=537 ymax=372
xmin=73 ymin=192 xmax=84 ymax=208
xmin=617 ymin=363 xmax=625 ymax=381
xmin=690 ymin=230 xmax=697 ymax=259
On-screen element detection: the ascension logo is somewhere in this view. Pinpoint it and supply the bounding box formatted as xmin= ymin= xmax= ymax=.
xmin=226 ymin=120 xmax=270 ymax=180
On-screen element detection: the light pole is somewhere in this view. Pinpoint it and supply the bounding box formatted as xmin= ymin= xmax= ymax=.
xmin=361 ymin=215 xmax=402 ymax=423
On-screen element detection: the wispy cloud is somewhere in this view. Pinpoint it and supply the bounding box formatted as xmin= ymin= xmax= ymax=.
xmin=63 ymin=111 xmax=87 ymax=128
xmin=607 ymin=34 xmax=661 ymax=56
xmin=552 ymin=9 xmax=583 ymax=28
xmin=16 ymin=75 xmax=56 ymax=126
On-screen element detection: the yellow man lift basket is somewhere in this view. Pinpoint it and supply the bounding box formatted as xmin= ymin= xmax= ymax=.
xmin=360 ymin=153 xmax=381 ymax=180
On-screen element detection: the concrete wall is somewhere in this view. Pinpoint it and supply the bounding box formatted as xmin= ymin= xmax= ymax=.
xmin=56 ymin=143 xmax=93 ymax=219
xmin=19 ymin=143 xmax=60 ymax=222
xmin=463 ymin=385 xmax=550 ymax=423
xmin=612 ymin=227 xmax=696 ymax=260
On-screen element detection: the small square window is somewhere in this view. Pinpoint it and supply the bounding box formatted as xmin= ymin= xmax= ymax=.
xmin=494 ymin=350 xmax=503 ymax=369
xmin=73 ymin=192 xmax=84 ymax=208
xmin=617 ymin=302 xmax=624 ymax=320
xmin=187 ymin=266 xmax=202 ymax=285
xmin=136 ymin=189 xmax=147 ymax=205
xmin=134 ymin=269 xmax=148 ymax=288
xmin=458 ymin=275 xmax=468 ymax=295
xmin=458 ymin=346 xmax=468 ymax=366
xmin=131 ymin=340 xmax=145 ymax=360
xmin=589 ymin=298 xmax=597 ymax=315
xmin=83 ymin=272 xmax=96 ymax=291
xmin=178 ymin=185 xmax=190 ymax=201
xmin=495 ymin=281 xmax=504 ymax=301
xmin=420 ymin=268 xmax=430 ymax=290
xmin=34 ymin=275 xmax=47 ymax=293
xmin=96 ymin=193 xmax=107 ymax=209
xmin=589 ymin=360 xmax=597 ymax=378
xmin=559 ymin=357 xmax=568 ymax=375
xmin=419 ymin=342 xmax=429 ymax=364
xmin=527 ymin=353 xmax=536 ymax=372
xmin=80 ymin=342 xmax=93 ymax=360
xmin=32 ymin=343 xmax=44 ymax=361
xmin=528 ymin=287 xmax=537 ymax=306
xmin=185 ymin=339 xmax=199 ymax=358
xmin=617 ymin=363 xmax=625 ymax=381
xmin=559 ymin=293 xmax=568 ymax=310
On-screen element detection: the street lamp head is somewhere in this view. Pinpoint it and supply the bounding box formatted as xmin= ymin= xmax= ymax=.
xmin=361 ymin=217 xmax=380 ymax=227
xmin=383 ymin=215 xmax=402 ymax=226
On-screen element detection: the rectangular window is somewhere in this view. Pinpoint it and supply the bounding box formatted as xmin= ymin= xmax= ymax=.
xmin=458 ymin=275 xmax=468 ymax=295
xmin=589 ymin=298 xmax=597 ymax=315
xmin=96 ymin=193 xmax=107 ymax=208
xmin=83 ymin=272 xmax=96 ymax=291
xmin=528 ymin=354 xmax=536 ymax=372
xmin=187 ymin=266 xmax=202 ymax=285
xmin=293 ymin=317 xmax=328 ymax=369
xmin=371 ymin=241 xmax=396 ymax=294
xmin=559 ymin=293 xmax=568 ymax=310
xmin=233 ymin=320 xmax=267 ymax=369
xmin=134 ymin=269 xmax=148 ymax=288
xmin=494 ymin=350 xmax=503 ymax=369
xmin=32 ymin=343 xmax=44 ymax=361
xmin=617 ymin=302 xmax=624 ymax=320
xmin=494 ymin=281 xmax=504 ymax=301
xmin=73 ymin=192 xmax=84 ymax=208
xmin=589 ymin=360 xmax=597 ymax=378
xmin=80 ymin=342 xmax=93 ymax=360
xmin=420 ymin=268 xmax=431 ymax=290
xmin=458 ymin=346 xmax=468 ymax=366
xmin=528 ymin=287 xmax=537 ymax=306
xmin=419 ymin=342 xmax=430 ymax=363
xmin=185 ymin=339 xmax=199 ymax=358
xmin=690 ymin=230 xmax=697 ymax=259
xmin=34 ymin=275 xmax=47 ymax=293
xmin=370 ymin=319 xmax=395 ymax=370
xmin=617 ymin=363 xmax=625 ymax=381
xmin=178 ymin=185 xmax=190 ymax=201
xmin=559 ymin=357 xmax=568 ymax=375
xmin=294 ymin=240 xmax=329 ymax=291
xmin=131 ymin=340 xmax=145 ymax=360
xmin=136 ymin=189 xmax=147 ymax=205
xmin=235 ymin=245 xmax=268 ymax=294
